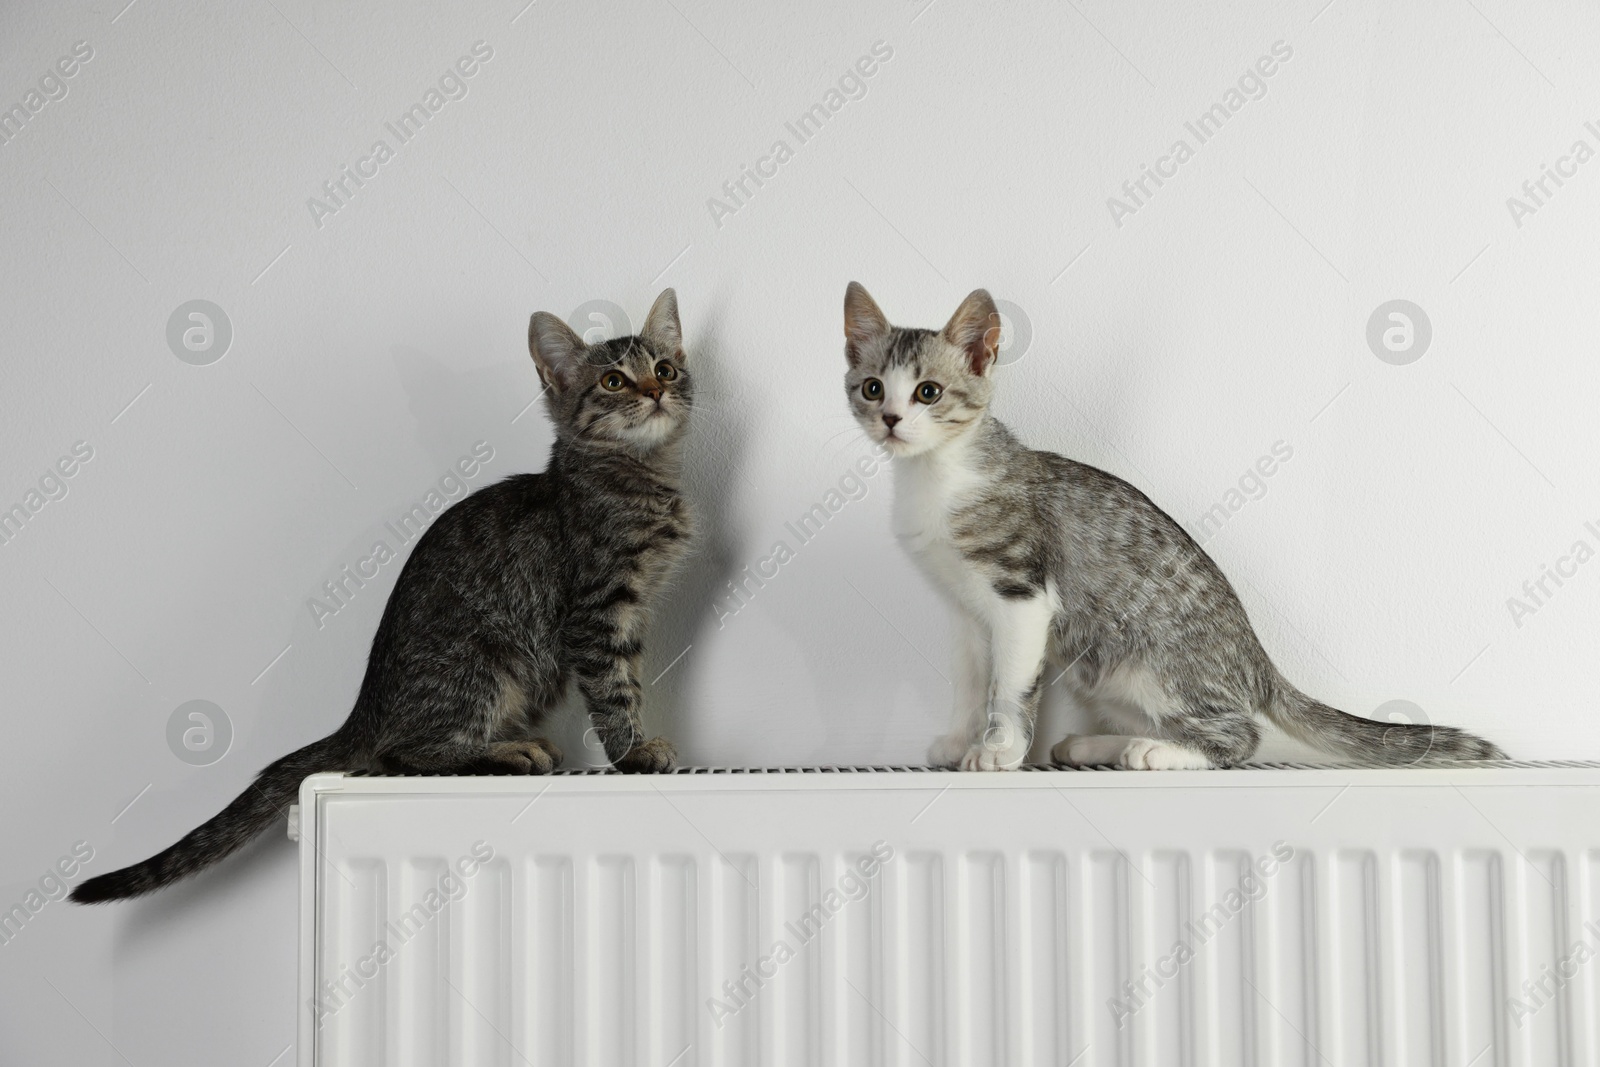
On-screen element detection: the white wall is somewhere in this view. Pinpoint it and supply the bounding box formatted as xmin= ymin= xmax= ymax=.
xmin=2 ymin=0 xmax=1596 ymax=1061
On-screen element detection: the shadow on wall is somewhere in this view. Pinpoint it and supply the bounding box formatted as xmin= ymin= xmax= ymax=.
xmin=640 ymin=290 xmax=755 ymax=763
xmin=113 ymin=821 xmax=291 ymax=959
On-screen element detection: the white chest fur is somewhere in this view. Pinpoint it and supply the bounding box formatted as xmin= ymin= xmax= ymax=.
xmin=891 ymin=441 xmax=993 ymax=613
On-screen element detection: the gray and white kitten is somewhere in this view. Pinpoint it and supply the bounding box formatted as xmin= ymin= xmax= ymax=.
xmin=74 ymin=290 xmax=693 ymax=903
xmin=842 ymin=282 xmax=1506 ymax=771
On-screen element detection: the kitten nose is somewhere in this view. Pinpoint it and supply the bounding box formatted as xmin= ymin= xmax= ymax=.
xmin=882 ymin=413 xmax=901 ymax=428
xmin=643 ymin=385 xmax=662 ymax=401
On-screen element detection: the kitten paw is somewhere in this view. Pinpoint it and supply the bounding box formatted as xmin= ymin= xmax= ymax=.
xmin=957 ymin=743 xmax=1025 ymax=772
xmin=1116 ymin=739 xmax=1212 ymax=770
xmin=614 ymin=737 xmax=678 ymax=774
xmin=485 ymin=739 xmax=560 ymax=775
xmin=1051 ymin=735 xmax=1211 ymax=770
xmin=927 ymin=733 xmax=971 ymax=768
xmin=529 ymin=737 xmax=562 ymax=767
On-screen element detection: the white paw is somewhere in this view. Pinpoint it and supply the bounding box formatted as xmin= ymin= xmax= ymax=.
xmin=957 ymin=742 xmax=1025 ymax=771
xmin=927 ymin=733 xmax=970 ymax=768
xmin=1051 ymin=735 xmax=1212 ymax=770
xmin=1116 ymin=738 xmax=1213 ymax=771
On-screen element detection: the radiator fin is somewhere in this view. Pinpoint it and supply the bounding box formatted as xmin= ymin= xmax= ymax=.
xmin=1019 ymin=852 xmax=1069 ymax=1066
xmin=654 ymin=855 xmax=697 ymax=1067
xmin=303 ymin=772 xmax=1600 ymax=1066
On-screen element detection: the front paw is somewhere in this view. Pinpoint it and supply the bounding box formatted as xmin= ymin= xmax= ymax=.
xmin=927 ymin=733 xmax=971 ymax=768
xmin=529 ymin=737 xmax=563 ymax=767
xmin=613 ymin=737 xmax=678 ymax=773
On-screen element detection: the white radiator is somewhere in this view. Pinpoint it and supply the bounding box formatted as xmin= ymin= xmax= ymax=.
xmin=293 ymin=763 xmax=1600 ymax=1067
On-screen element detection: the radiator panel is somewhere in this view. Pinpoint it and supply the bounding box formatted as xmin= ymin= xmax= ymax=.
xmin=296 ymin=767 xmax=1600 ymax=1067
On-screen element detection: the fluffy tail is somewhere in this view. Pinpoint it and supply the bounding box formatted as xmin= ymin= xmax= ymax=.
xmin=1267 ymin=684 xmax=1506 ymax=766
xmin=71 ymin=732 xmax=349 ymax=904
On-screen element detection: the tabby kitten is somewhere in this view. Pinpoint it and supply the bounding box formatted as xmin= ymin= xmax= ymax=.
xmin=842 ymin=282 xmax=1506 ymax=770
xmin=74 ymin=290 xmax=693 ymax=903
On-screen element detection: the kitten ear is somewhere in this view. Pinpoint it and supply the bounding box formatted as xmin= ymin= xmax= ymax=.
xmin=642 ymin=288 xmax=683 ymax=355
xmin=528 ymin=312 xmax=588 ymax=395
xmin=941 ymin=288 xmax=1002 ymax=376
xmin=844 ymin=281 xmax=889 ymax=366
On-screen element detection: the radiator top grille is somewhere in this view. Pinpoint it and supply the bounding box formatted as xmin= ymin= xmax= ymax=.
xmin=361 ymin=758 xmax=1600 ymax=777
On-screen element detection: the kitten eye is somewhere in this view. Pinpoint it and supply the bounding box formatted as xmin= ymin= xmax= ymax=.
xmin=654 ymin=360 xmax=678 ymax=381
xmin=601 ymin=371 xmax=628 ymax=391
xmin=915 ymin=381 xmax=943 ymax=404
xmin=861 ymin=378 xmax=883 ymax=401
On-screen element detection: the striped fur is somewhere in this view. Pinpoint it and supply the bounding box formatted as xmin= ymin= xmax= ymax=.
xmin=842 ymin=282 xmax=1506 ymax=771
xmin=73 ymin=291 xmax=693 ymax=904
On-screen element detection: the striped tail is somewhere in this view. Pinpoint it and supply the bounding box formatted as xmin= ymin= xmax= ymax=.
xmin=1267 ymin=683 xmax=1505 ymax=767
xmin=70 ymin=732 xmax=349 ymax=904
